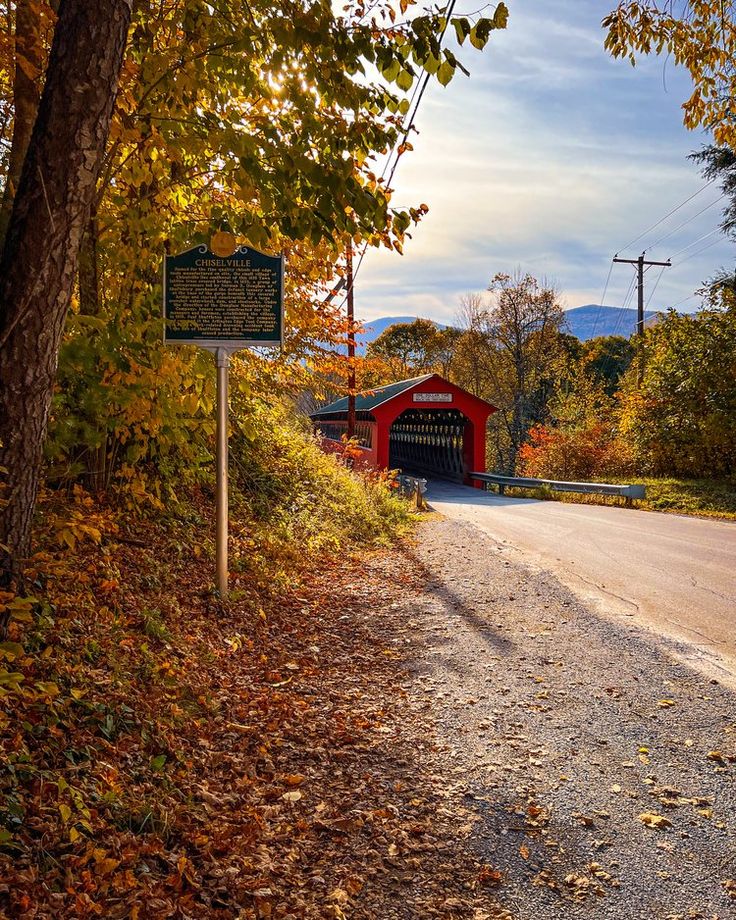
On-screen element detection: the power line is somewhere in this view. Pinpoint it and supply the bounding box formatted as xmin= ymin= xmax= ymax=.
xmin=645 ymin=264 xmax=668 ymax=308
xmin=669 ymin=292 xmax=699 ymax=310
xmin=346 ymin=0 xmax=457 ymax=290
xmin=588 ymin=258 xmax=615 ymax=342
xmin=643 ymin=194 xmax=724 ymax=253
xmin=669 ymin=225 xmax=727 ymax=260
xmin=613 ymin=255 xmax=671 ymax=383
xmin=616 ymin=177 xmax=717 ymax=254
xmin=676 ymin=235 xmax=726 ymax=266
xmin=589 ymin=269 xmax=637 ymax=387
xmin=336 ymin=0 xmax=459 ymax=307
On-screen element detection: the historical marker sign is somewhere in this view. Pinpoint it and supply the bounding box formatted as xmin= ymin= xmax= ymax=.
xmin=163 ymin=243 xmax=284 ymax=349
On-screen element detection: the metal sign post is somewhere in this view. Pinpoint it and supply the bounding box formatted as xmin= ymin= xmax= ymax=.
xmin=215 ymin=347 xmax=230 ymax=598
xmin=163 ymin=236 xmax=284 ymax=600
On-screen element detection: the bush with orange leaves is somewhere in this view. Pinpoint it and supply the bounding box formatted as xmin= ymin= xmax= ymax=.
xmin=518 ymin=421 xmax=635 ymax=482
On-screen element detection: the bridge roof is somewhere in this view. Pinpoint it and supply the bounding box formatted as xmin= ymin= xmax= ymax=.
xmin=311 ymin=373 xmax=497 ymax=419
xmin=311 ymin=375 xmax=434 ymax=417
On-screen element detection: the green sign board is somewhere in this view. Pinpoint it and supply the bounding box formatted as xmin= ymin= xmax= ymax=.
xmin=163 ymin=244 xmax=284 ymax=349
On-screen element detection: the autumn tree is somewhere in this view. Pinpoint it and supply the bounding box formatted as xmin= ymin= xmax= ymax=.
xmin=617 ymin=299 xmax=736 ymax=477
xmin=366 ymin=318 xmax=446 ymax=378
xmin=453 ymin=273 xmax=565 ymax=473
xmin=0 ymin=1 xmax=56 ymax=246
xmin=602 ymin=1 xmax=736 ymax=150
xmin=581 ymin=335 xmax=635 ymax=396
xmin=0 ymin=0 xmax=508 ymax=578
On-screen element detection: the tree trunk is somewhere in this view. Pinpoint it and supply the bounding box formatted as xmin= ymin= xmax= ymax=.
xmin=0 ymin=0 xmax=45 ymax=249
xmin=0 ymin=0 xmax=132 ymax=587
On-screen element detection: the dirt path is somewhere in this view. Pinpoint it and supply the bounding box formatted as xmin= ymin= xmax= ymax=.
xmin=389 ymin=517 xmax=736 ymax=919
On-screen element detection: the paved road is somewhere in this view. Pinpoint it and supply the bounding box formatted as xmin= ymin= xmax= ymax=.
xmin=426 ymin=480 xmax=736 ymax=682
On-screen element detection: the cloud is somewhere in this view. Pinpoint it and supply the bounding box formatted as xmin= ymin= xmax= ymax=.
xmin=355 ymin=0 xmax=733 ymax=323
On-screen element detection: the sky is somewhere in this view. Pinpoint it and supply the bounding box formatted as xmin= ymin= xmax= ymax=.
xmin=354 ymin=0 xmax=735 ymax=324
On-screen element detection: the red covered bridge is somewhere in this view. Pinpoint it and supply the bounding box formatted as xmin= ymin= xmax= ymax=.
xmin=311 ymin=374 xmax=496 ymax=486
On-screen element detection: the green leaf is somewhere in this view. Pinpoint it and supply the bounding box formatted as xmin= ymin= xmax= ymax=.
xmin=0 ymin=641 xmax=24 ymax=662
xmin=469 ymin=19 xmax=492 ymax=49
xmin=396 ymin=67 xmax=413 ymax=91
xmin=150 ymin=754 xmax=167 ymax=771
xmin=452 ymin=17 xmax=471 ymax=44
xmin=382 ymin=58 xmax=400 ymax=83
xmin=0 ymin=669 xmax=24 ymax=688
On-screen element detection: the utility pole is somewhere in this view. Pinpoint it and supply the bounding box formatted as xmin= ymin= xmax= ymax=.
xmin=613 ymin=254 xmax=671 ymax=383
xmin=346 ymin=244 xmax=356 ymax=440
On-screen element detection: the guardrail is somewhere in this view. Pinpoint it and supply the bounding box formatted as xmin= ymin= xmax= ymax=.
xmin=470 ymin=472 xmax=646 ymax=504
xmin=396 ymin=474 xmax=428 ymax=509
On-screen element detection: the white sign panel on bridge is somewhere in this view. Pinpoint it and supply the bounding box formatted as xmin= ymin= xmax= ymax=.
xmin=413 ymin=392 xmax=453 ymax=403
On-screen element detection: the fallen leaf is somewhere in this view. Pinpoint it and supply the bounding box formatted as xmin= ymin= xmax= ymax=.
xmin=638 ymin=812 xmax=672 ymax=829
xmin=283 ymin=773 xmax=306 ymax=786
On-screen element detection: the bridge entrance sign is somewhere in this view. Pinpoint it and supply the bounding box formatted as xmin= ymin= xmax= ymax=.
xmin=163 ymin=238 xmax=284 ymax=600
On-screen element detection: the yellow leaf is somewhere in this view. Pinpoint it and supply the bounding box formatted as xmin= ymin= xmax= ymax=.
xmin=330 ymin=888 xmax=349 ymax=906
xmin=98 ymin=857 xmax=120 ymax=875
xmin=638 ymin=812 xmax=672 ymax=829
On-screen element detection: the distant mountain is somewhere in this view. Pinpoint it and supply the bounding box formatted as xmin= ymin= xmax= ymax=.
xmin=356 ymin=307 xmax=658 ymax=351
xmin=563 ymin=305 xmax=658 ymax=341
xmin=355 ymin=315 xmax=447 ymax=355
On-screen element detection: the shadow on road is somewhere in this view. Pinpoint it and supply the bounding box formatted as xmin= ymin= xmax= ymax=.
xmin=398 ymin=543 xmax=515 ymax=657
xmin=425 ymin=481 xmax=542 ymax=507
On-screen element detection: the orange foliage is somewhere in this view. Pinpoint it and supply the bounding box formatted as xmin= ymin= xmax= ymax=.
xmin=518 ymin=423 xmax=634 ymax=482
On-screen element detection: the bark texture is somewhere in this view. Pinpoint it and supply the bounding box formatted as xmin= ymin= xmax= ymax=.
xmin=0 ymin=0 xmax=45 ymax=248
xmin=0 ymin=0 xmax=132 ymax=585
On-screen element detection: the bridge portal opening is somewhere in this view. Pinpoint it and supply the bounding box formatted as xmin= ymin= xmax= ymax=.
xmin=389 ymin=408 xmax=471 ymax=482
